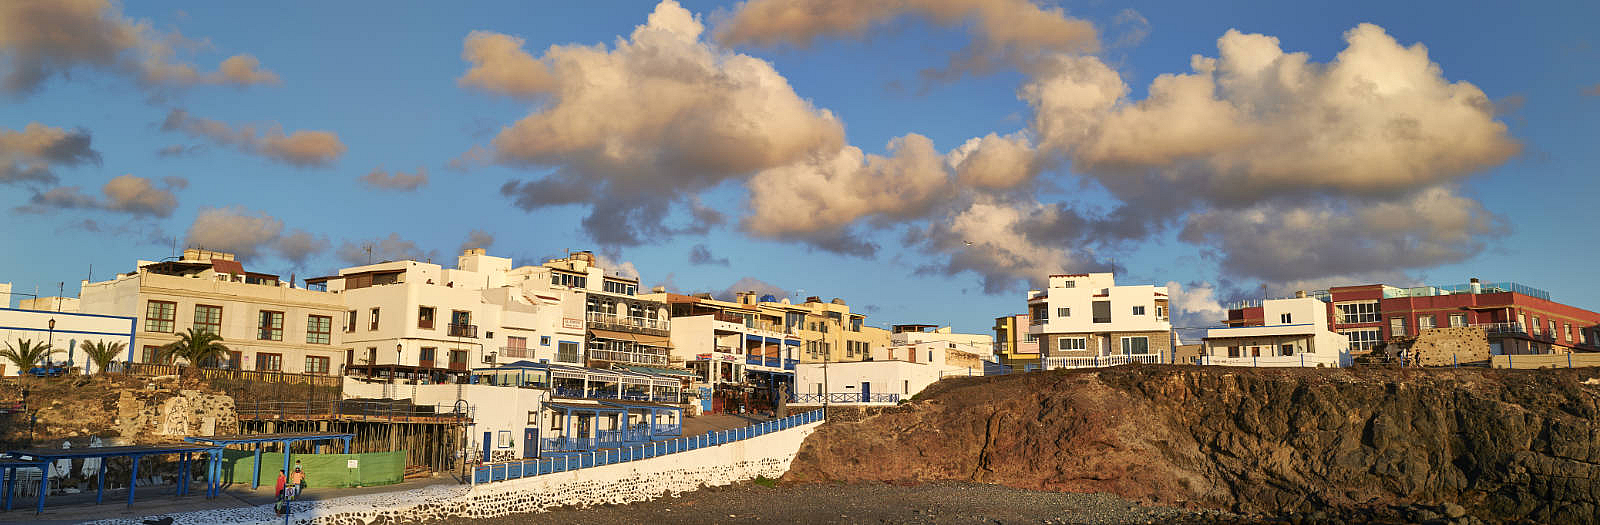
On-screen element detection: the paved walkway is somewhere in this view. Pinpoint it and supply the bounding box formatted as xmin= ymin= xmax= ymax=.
xmin=0 ymin=474 xmax=462 ymax=524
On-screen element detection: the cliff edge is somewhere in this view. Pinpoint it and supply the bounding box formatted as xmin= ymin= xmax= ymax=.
xmin=784 ymin=366 xmax=1600 ymax=523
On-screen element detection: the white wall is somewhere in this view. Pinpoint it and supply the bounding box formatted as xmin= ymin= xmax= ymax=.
xmin=794 ymin=360 xmax=943 ymax=400
xmin=0 ymin=307 xmax=136 ymax=375
xmin=1032 ymin=274 xmax=1171 ymax=335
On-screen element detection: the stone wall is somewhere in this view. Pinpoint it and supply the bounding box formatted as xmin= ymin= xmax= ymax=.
xmin=115 ymin=388 xmax=237 ymax=440
xmin=89 ymin=420 xmax=821 ymax=525
xmin=1409 ymin=327 xmax=1492 ymax=366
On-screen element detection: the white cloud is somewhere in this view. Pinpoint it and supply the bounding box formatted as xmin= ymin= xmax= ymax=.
xmin=185 ymin=206 xmax=284 ymax=258
xmin=0 ymin=0 xmax=279 ymax=96
xmin=359 ymin=166 xmax=428 ymax=191
xmin=16 ymin=174 xmax=182 ymax=218
xmin=161 ymin=108 xmax=346 ymax=168
xmin=0 ymin=122 xmax=100 ymax=185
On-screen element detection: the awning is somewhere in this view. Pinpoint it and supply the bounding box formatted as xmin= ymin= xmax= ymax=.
xmin=589 ymin=329 xmax=671 ymax=347
xmin=613 ymin=364 xmax=698 ymax=379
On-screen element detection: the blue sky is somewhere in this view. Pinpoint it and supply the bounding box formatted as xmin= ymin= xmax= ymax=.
xmin=2 ymin=0 xmax=1597 ymax=333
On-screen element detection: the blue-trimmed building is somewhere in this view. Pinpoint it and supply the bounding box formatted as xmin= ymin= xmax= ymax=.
xmin=0 ymin=305 xmax=135 ymax=375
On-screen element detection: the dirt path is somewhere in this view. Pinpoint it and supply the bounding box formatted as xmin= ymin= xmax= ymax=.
xmin=434 ymin=481 xmax=1232 ymax=525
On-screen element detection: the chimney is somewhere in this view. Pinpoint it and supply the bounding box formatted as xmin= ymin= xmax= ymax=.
xmin=1469 ymin=278 xmax=1481 ymax=294
xmin=1295 ymin=290 xmax=1306 ymax=298
xmin=651 ymin=286 xmax=665 ymax=293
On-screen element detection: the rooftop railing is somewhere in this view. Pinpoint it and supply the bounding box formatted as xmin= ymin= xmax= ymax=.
xmin=1041 ymin=353 xmax=1162 ymax=370
xmin=586 ymin=312 xmax=670 ymax=334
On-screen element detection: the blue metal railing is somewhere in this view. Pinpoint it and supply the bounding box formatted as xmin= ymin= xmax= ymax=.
xmin=475 ymin=409 xmax=826 ymax=484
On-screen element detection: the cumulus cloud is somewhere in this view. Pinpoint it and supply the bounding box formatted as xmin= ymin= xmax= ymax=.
xmin=909 ymin=197 xmax=1110 ymax=294
xmin=359 ymin=166 xmax=428 ymax=191
xmin=1164 ymin=281 xmax=1227 ymax=328
xmin=186 ymin=206 xmax=284 ymax=258
xmin=1179 ymin=187 xmax=1504 ymax=283
xmin=743 ymin=134 xmax=952 ymax=256
xmin=1 ymin=122 xmax=100 ymax=185
xmin=459 ymin=229 xmax=494 ymax=253
xmin=15 ymin=174 xmax=182 ymax=217
xmin=946 ymin=132 xmax=1042 ymax=190
xmin=688 ymin=243 xmax=729 ymax=266
xmin=714 ymin=276 xmax=786 ymax=302
xmin=464 ymin=0 xmax=845 ymax=244
xmin=274 ymin=229 xmax=329 ymax=268
xmin=0 ymin=0 xmax=279 ymax=97
xmin=1029 ymin=24 xmax=1518 ymax=206
xmin=591 ymin=251 xmax=642 ymax=280
xmin=160 ymin=108 xmax=346 ymax=168
xmin=336 ymin=233 xmax=437 ymax=266
xmin=715 ymin=0 xmax=1098 ymax=78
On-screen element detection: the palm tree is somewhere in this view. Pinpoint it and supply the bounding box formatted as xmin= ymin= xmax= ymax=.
xmin=160 ymin=328 xmax=230 ymax=368
xmin=1 ymin=339 xmax=56 ymax=376
xmin=80 ymin=340 xmax=127 ymax=375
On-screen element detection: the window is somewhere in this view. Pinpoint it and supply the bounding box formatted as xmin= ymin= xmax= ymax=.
xmin=1056 ymin=307 xmax=1070 ymax=318
xmin=304 ymin=356 xmax=330 ymax=375
xmin=551 ymin=272 xmax=587 ymax=288
xmin=449 ymin=350 xmax=469 ymax=369
xmin=1342 ymin=328 xmax=1382 ymax=352
xmin=306 ymin=315 xmax=332 ymax=344
xmin=1063 ymin=280 xmax=1075 ymax=288
xmin=1449 ymin=314 xmax=1466 ymax=328
xmin=1565 ymin=323 xmax=1573 ymax=342
xmin=506 ymin=336 xmax=528 ymax=358
xmin=1280 ymin=313 xmax=1292 ymax=324
xmin=141 ymin=345 xmax=165 ymax=364
xmin=1029 ymin=304 xmax=1048 ymax=322
xmin=419 ymin=347 xmax=436 ymax=366
xmin=226 ymin=351 xmax=241 ymax=370
xmin=1418 ymin=315 xmax=1435 ymax=331
xmin=366 ymin=347 xmax=377 ymax=365
xmin=193 ymin=305 xmax=222 ymax=335
xmin=345 ymin=310 xmax=357 ymax=333
xmin=1092 ymin=301 xmax=1111 ymax=323
xmin=850 ymin=318 xmax=862 ymax=332
xmin=1133 ymin=306 xmax=1146 ymax=316
xmin=145 ymin=300 xmax=176 ymax=332
xmin=540 ymin=336 xmax=551 ymax=346
xmin=1519 ymin=313 xmax=1528 ymax=331
xmin=1389 ymin=317 xmax=1406 ymax=337
xmin=1227 ymin=346 xmax=1240 ymax=358
xmin=557 ymin=341 xmax=580 ymax=363
xmin=1120 ymin=336 xmax=1149 ymax=355
xmin=257 ymin=311 xmax=284 ymax=341
xmin=1335 ymin=302 xmax=1379 ymax=324
xmin=257 ymin=353 xmax=283 ymax=372
xmin=1550 ymin=320 xmax=1557 ymax=339
xmin=1156 ymin=305 xmax=1168 ymax=320
xmin=497 ymin=430 xmax=513 ymax=448
xmin=369 ymin=307 xmax=381 ymax=330
xmin=1279 ymin=344 xmax=1295 ymax=356
xmin=418 ymin=306 xmax=435 ymax=329
xmin=904 ymin=380 xmax=909 ymax=394
xmin=1057 ymin=337 xmax=1086 ymax=353
xmin=603 ymin=280 xmax=637 ymax=295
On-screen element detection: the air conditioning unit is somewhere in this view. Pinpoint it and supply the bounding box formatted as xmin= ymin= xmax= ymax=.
xmin=482 ymin=355 xmax=496 ymax=364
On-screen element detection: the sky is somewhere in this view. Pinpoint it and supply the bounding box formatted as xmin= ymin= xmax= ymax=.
xmin=2 ymin=0 xmax=1598 ymax=334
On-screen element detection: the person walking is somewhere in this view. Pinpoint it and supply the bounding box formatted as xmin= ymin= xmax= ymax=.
xmin=289 ymin=466 xmax=306 ymax=497
xmin=274 ymin=469 xmax=288 ymax=516
xmin=274 ymin=469 xmax=287 ymax=499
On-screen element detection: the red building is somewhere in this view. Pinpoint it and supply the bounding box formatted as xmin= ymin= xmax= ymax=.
xmin=1226 ymin=279 xmax=1600 ymax=356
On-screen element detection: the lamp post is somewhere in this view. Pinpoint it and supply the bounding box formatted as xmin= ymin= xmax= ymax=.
xmin=46 ymin=319 xmax=56 ymax=369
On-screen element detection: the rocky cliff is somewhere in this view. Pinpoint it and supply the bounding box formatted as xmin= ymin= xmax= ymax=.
xmin=784 ymin=366 xmax=1600 ymax=523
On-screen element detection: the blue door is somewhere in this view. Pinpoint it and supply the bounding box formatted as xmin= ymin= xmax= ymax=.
xmin=482 ymin=432 xmax=492 ymax=464
xmin=860 ymin=381 xmax=870 ymax=402
xmin=524 ymin=428 xmax=539 ymax=458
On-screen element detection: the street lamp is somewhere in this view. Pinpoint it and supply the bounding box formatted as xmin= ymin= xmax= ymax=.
xmin=46 ymin=319 xmax=55 ymax=368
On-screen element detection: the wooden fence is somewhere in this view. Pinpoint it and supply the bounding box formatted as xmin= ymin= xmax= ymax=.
xmin=106 ymin=362 xmax=341 ymax=387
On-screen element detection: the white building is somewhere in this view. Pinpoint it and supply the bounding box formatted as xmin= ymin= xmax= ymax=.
xmin=793 ymin=360 xmax=943 ymax=405
xmin=889 ymin=324 xmax=995 ymax=362
xmin=79 ymin=249 xmax=349 ymax=374
xmin=1028 ymin=273 xmax=1173 ymax=369
xmin=1200 ymin=296 xmax=1351 ymax=367
xmin=0 ymin=306 xmax=135 ymax=375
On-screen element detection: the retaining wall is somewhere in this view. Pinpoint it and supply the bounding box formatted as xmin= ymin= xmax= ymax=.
xmin=89 ymin=420 xmax=821 ymax=525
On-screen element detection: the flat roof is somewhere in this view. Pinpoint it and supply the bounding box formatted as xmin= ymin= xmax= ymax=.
xmin=188 ymin=432 xmax=354 ymax=444
xmin=4 ymin=443 xmax=219 ymax=459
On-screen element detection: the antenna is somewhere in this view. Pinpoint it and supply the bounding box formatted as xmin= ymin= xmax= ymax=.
xmin=365 ymin=243 xmax=374 ymax=264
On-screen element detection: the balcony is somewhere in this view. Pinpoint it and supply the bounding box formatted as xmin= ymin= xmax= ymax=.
xmin=501 ymin=346 xmax=530 ymax=359
xmin=586 ymin=312 xmax=670 ymax=336
xmin=1041 ymin=353 xmax=1162 ymax=370
xmin=789 ymin=392 xmax=901 ymax=405
xmin=449 ymin=323 xmax=478 ymax=338
xmin=587 ymin=348 xmax=668 ymax=366
xmin=1474 ymin=322 xmax=1526 ymax=334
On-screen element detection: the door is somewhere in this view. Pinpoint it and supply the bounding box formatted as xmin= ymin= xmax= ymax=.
xmin=524 ymin=428 xmax=539 ymax=458
xmin=481 ymin=432 xmax=491 ymax=464
xmin=1099 ymin=335 xmax=1111 ymax=356
xmin=860 ymin=381 xmax=871 ymax=402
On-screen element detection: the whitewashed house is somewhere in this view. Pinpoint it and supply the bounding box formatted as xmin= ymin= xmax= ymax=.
xmin=1200 ymin=296 xmax=1351 ymax=367
xmin=1027 ymin=273 xmax=1173 ymax=369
